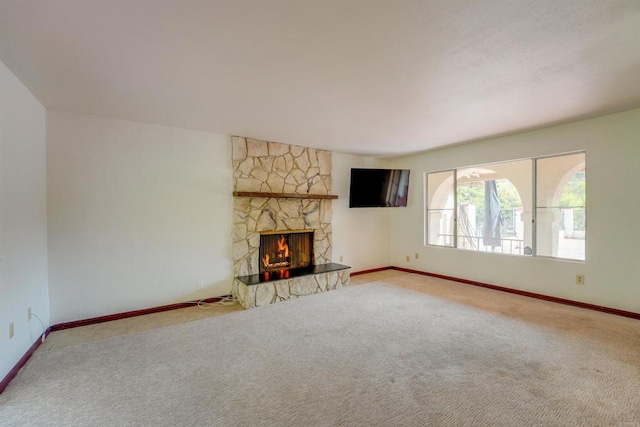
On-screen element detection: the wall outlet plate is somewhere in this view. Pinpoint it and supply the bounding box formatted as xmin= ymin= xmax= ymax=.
xmin=9 ymin=322 xmax=14 ymax=339
xmin=28 ymin=306 xmax=32 ymax=321
xmin=576 ymin=274 xmax=585 ymax=285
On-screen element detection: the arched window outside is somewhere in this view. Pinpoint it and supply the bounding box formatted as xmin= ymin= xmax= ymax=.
xmin=426 ymin=170 xmax=455 ymax=247
xmin=425 ymin=152 xmax=585 ymax=261
xmin=536 ymin=153 xmax=586 ymax=260
xmin=457 ymin=176 xmax=527 ymax=255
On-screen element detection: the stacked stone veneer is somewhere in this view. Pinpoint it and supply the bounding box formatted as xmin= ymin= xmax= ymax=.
xmin=233 ymin=136 xmax=332 ymax=196
xmin=232 ymin=136 xmax=334 ymax=277
xmin=231 ymin=136 xmax=349 ymax=309
xmin=233 ymin=269 xmax=351 ymax=309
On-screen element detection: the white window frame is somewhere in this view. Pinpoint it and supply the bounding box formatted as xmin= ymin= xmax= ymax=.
xmin=424 ymin=151 xmax=586 ymax=261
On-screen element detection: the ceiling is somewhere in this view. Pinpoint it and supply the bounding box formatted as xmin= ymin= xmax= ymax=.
xmin=1 ymin=1 xmax=639 ymax=157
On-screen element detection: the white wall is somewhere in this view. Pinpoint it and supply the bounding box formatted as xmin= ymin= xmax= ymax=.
xmin=332 ymin=153 xmax=392 ymax=272
xmin=0 ymin=60 xmax=49 ymax=380
xmin=47 ymin=111 xmax=233 ymax=324
xmin=390 ymin=108 xmax=640 ymax=313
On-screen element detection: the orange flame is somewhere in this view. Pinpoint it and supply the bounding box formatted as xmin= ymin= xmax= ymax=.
xmin=277 ymin=236 xmax=289 ymax=257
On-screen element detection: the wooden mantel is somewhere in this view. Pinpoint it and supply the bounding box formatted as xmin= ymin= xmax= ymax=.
xmin=233 ymin=191 xmax=338 ymax=200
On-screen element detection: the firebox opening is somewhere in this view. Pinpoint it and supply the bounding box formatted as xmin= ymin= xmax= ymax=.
xmin=259 ymin=230 xmax=314 ymax=276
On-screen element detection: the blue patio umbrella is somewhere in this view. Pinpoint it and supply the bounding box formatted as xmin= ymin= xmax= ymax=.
xmin=483 ymin=180 xmax=501 ymax=247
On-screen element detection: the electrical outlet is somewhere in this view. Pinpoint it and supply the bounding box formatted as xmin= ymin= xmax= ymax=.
xmin=575 ymin=274 xmax=585 ymax=285
xmin=9 ymin=322 xmax=14 ymax=339
xmin=406 ymin=255 xmax=410 ymax=262
xmin=339 ymin=255 xmax=343 ymax=262
xmin=195 ymin=281 xmax=203 ymax=289
xmin=28 ymin=307 xmax=32 ymax=321
xmin=415 ymin=253 xmax=419 ymax=260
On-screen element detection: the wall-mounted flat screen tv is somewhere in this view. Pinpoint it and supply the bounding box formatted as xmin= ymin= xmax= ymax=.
xmin=349 ymin=168 xmax=411 ymax=208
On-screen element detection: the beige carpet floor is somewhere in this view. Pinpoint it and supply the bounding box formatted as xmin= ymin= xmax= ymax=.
xmin=1 ymin=272 xmax=639 ymax=426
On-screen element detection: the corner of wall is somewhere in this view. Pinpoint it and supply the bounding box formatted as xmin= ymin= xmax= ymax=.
xmin=0 ymin=58 xmax=50 ymax=381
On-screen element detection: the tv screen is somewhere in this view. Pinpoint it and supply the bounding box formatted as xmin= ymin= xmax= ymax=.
xmin=349 ymin=168 xmax=410 ymax=208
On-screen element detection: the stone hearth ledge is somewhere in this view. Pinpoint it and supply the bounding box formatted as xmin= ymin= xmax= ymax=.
xmin=233 ymin=266 xmax=351 ymax=309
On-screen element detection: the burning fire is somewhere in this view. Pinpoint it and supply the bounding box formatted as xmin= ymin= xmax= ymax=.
xmin=277 ymin=236 xmax=289 ymax=257
xmin=261 ymin=235 xmax=290 ymax=269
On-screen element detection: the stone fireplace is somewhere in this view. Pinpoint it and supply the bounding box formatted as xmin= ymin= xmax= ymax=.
xmin=230 ymin=136 xmax=350 ymax=308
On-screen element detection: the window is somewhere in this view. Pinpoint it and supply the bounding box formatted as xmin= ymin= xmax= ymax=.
xmin=425 ymin=152 xmax=585 ymax=261
xmin=426 ymin=170 xmax=455 ymax=247
xmin=535 ymin=153 xmax=586 ymax=260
